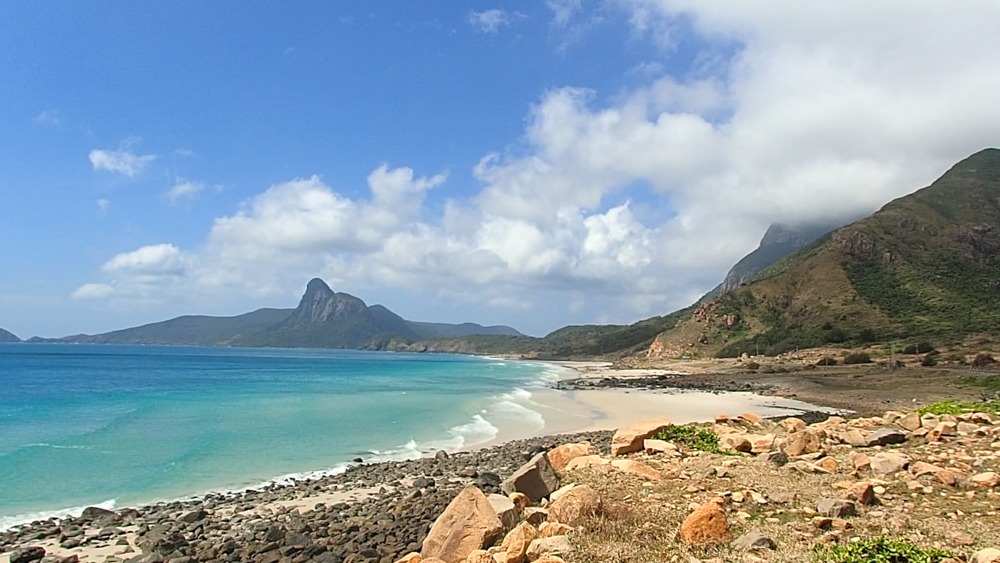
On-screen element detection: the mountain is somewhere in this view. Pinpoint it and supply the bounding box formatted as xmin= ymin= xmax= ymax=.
xmin=0 ymin=328 xmax=20 ymax=342
xmin=647 ymin=148 xmax=1000 ymax=359
xmin=39 ymin=278 xmax=524 ymax=349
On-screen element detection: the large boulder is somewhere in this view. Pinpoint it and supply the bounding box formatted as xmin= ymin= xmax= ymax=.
xmin=610 ymin=459 xmax=662 ymax=480
xmin=611 ymin=418 xmax=673 ymax=456
xmin=547 ymin=485 xmax=601 ymax=526
xmin=487 ymin=493 xmax=520 ymax=531
xmin=779 ymin=430 xmax=822 ymax=457
xmin=420 ymin=485 xmax=504 ymax=563
xmin=10 ymin=547 xmax=46 ymax=563
xmin=500 ymin=452 xmax=559 ymax=503
xmin=679 ymin=500 xmax=731 ymax=546
xmin=546 ymin=442 xmax=598 ymax=475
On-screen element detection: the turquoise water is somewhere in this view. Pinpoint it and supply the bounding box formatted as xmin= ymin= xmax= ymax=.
xmin=0 ymin=344 xmax=557 ymax=529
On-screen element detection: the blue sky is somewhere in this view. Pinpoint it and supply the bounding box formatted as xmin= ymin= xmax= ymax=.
xmin=2 ymin=2 xmax=999 ymax=339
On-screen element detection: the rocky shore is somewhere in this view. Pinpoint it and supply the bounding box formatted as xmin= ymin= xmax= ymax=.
xmin=0 ymin=431 xmax=612 ymax=563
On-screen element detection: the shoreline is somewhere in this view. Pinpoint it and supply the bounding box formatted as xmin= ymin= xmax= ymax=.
xmin=0 ymin=358 xmax=838 ymax=536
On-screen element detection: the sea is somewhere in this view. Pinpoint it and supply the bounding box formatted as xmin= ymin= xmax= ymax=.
xmin=0 ymin=343 xmax=560 ymax=530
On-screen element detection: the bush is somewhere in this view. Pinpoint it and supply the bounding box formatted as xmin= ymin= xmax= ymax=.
xmin=745 ymin=361 xmax=760 ymax=371
xmin=816 ymin=357 xmax=838 ymax=366
xmin=972 ymin=352 xmax=997 ymax=367
xmin=843 ymin=352 xmax=872 ymax=364
xmin=919 ymin=399 xmax=1000 ymax=416
xmin=652 ymin=424 xmax=724 ymax=454
xmin=920 ymin=353 xmax=938 ymax=367
xmin=813 ymin=536 xmax=955 ymax=562
xmin=857 ymin=328 xmax=878 ymax=342
xmin=903 ymin=341 xmax=935 ymax=355
xmin=823 ymin=328 xmax=848 ymax=343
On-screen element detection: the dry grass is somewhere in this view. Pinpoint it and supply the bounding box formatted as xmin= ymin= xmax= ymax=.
xmin=565 ymin=437 xmax=1000 ymax=562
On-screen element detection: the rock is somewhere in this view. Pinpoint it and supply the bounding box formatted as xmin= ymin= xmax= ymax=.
xmin=500 ymin=453 xmax=559 ymax=503
xmin=816 ymin=498 xmax=857 ymax=518
xmin=719 ymin=434 xmax=752 ymax=453
xmin=609 ymin=459 xmax=662 ymax=480
xmin=779 ymin=418 xmax=806 ymax=433
xmin=970 ymin=548 xmax=1000 ymax=563
xmin=816 ymin=457 xmax=839 ymax=473
xmin=850 ymin=451 xmax=870 ymax=471
xmin=758 ymin=451 xmax=788 ymax=466
xmin=546 ymin=485 xmax=601 ymax=526
xmin=563 ymin=455 xmax=609 ymax=472
xmin=679 ymin=501 xmax=731 ymax=546
xmin=509 ymin=492 xmax=530 ymax=511
xmin=738 ymin=412 xmax=763 ymax=425
xmin=780 ymin=430 xmax=822 ymax=457
xmin=732 ymin=528 xmax=776 ymax=550
xmin=499 ymin=521 xmax=539 ymax=563
xmin=525 ymin=536 xmax=573 ymax=561
xmin=523 ymin=507 xmax=548 ymax=527
xmin=610 ymin=418 xmax=673 ymax=456
xmin=897 ymin=411 xmax=921 ymax=431
xmin=538 ymin=522 xmax=572 ymax=538
xmin=839 ymin=429 xmax=868 ymax=447
xmin=869 ymin=452 xmax=910 ymax=476
xmin=435 ymin=450 xmax=450 ymax=461
xmin=864 ymin=428 xmax=907 ymax=447
xmin=178 ymin=508 xmax=207 ymax=523
xmin=643 ymin=439 xmax=675 ymax=454
xmin=463 ymin=551 xmax=492 ymax=563
xmin=546 ymin=442 xmax=598 ymax=475
xmin=746 ymin=434 xmax=775 ymax=454
xmin=488 ymin=494 xmax=520 ymax=531
xmin=421 ymin=485 xmax=504 ymax=563
xmin=928 ymin=421 xmax=957 ymax=441
xmin=842 ymin=482 xmax=876 ymax=505
xmin=80 ymin=506 xmax=121 ymax=526
xmin=10 ymin=547 xmax=46 ymax=563
xmin=394 ymin=554 xmax=422 ymax=563
xmin=970 ymin=471 xmax=1000 ymax=487
xmin=549 ymin=483 xmax=576 ymax=502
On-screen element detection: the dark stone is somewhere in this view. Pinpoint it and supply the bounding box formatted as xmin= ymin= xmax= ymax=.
xmin=177 ymin=509 xmax=207 ymax=524
xmin=411 ymin=477 xmax=434 ymax=489
xmin=10 ymin=547 xmax=46 ymax=563
xmin=817 ymin=498 xmax=857 ymax=518
xmin=500 ymin=452 xmax=558 ymax=502
xmin=732 ymin=528 xmax=777 ymax=550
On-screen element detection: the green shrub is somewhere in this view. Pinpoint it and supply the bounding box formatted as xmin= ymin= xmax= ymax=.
xmin=857 ymin=328 xmax=878 ymax=343
xmin=816 ymin=357 xmax=838 ymax=366
xmin=813 ymin=536 xmax=955 ymax=562
xmin=843 ymin=352 xmax=872 ymax=364
xmin=652 ymin=424 xmax=724 ymax=454
xmin=919 ymin=399 xmax=1000 ymax=416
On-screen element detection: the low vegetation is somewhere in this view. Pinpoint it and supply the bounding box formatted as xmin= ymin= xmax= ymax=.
xmin=813 ymin=537 xmax=956 ymax=563
xmin=918 ymin=399 xmax=1000 ymax=416
xmin=652 ymin=424 xmax=723 ymax=454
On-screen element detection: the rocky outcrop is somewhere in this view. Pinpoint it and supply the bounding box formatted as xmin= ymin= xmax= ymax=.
xmin=0 ymin=327 xmax=20 ymax=343
xmin=610 ymin=418 xmax=673 ymax=456
xmin=499 ymin=453 xmax=559 ymax=503
xmin=420 ymin=486 xmax=504 ymax=563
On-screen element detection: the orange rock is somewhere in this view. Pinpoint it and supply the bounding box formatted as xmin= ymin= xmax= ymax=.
xmin=781 ymin=430 xmax=822 ymax=457
xmin=611 ymin=418 xmax=673 ymax=456
xmin=547 ymin=485 xmax=601 ymax=526
xmin=499 ymin=521 xmax=539 ymax=563
xmin=421 ymin=486 xmax=504 ymax=563
xmin=610 ymin=459 xmax=663 ymax=480
xmin=538 ymin=521 xmax=573 ymax=538
xmin=546 ymin=442 xmax=598 ymax=475
xmin=563 ymin=455 xmax=610 ymax=472
xmin=780 ymin=417 xmax=807 ymax=433
xmin=679 ymin=501 xmax=732 ymax=546
xmin=816 ymin=457 xmax=840 ymax=473
xmin=842 ymin=482 xmax=876 ymax=505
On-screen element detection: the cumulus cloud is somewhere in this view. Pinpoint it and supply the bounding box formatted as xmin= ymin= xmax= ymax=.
xmin=547 ymin=0 xmax=582 ymax=27
xmin=469 ymin=9 xmax=512 ymax=34
xmin=72 ymin=283 xmax=114 ymax=300
xmin=89 ymin=143 xmax=157 ymax=177
xmin=74 ymin=4 xmax=1000 ymax=333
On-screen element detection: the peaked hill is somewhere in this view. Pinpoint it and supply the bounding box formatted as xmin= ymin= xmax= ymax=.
xmin=0 ymin=327 xmax=20 ymax=343
xmin=648 ymin=147 xmax=1000 ymax=359
xmin=43 ymin=279 xmax=522 ymax=349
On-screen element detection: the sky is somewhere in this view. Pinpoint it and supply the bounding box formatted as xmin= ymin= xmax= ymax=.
xmin=2 ymin=2 xmax=1000 ymax=339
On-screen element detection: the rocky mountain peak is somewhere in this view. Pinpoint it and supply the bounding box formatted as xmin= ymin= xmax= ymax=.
xmin=0 ymin=327 xmax=20 ymax=343
xmin=289 ymin=278 xmax=369 ymax=325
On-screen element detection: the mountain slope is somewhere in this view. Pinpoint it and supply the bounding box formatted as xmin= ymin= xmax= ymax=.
xmin=647 ymin=148 xmax=1000 ymax=359
xmin=0 ymin=327 xmax=20 ymax=342
xmin=45 ymin=309 xmax=292 ymax=346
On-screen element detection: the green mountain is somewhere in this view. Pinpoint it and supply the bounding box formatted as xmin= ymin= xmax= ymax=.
xmin=647 ymin=147 xmax=1000 ymax=359
xmin=0 ymin=327 xmax=20 ymax=343
xmin=40 ymin=278 xmax=523 ymax=348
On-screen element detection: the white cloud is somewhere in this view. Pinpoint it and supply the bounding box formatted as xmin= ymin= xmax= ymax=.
xmin=73 ymin=4 xmax=1000 ymax=334
xmin=96 ymin=198 xmax=110 ymax=213
xmin=469 ymin=9 xmax=511 ymax=34
xmin=165 ymin=179 xmax=205 ymax=203
xmin=72 ymin=283 xmax=115 ymax=300
xmin=89 ymin=143 xmax=157 ymax=177
xmin=32 ymin=110 xmax=59 ymax=126
xmin=547 ymin=0 xmax=582 ymax=27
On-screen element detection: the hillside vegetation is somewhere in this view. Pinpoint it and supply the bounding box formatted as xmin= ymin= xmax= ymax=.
xmin=647 ymin=148 xmax=1000 ymax=359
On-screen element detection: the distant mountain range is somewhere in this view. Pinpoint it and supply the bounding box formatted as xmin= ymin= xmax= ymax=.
xmin=0 ymin=327 xmax=20 ymax=343
xmin=32 ymin=278 xmax=522 ymax=349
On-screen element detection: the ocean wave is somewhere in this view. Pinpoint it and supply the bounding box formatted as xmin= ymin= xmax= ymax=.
xmin=0 ymin=499 xmax=117 ymax=533
xmin=24 ymin=442 xmax=97 ymax=451
xmin=490 ymin=400 xmax=546 ymax=432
